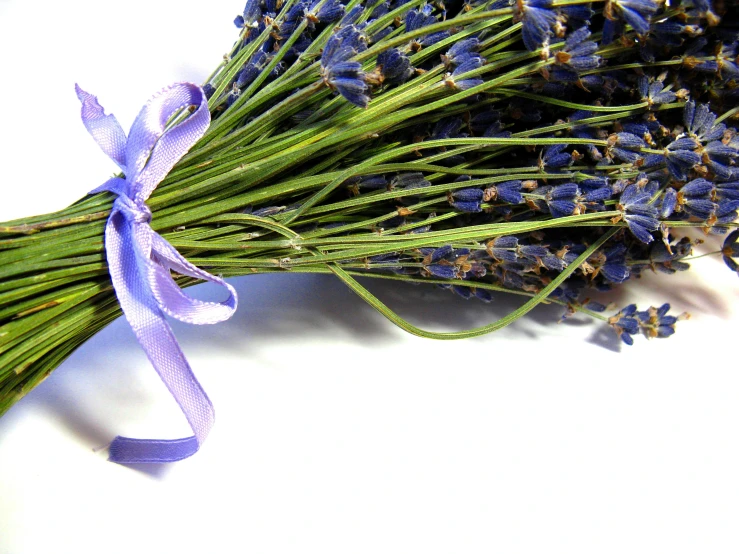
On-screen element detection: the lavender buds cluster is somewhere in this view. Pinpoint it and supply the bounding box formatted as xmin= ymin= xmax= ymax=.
xmin=1 ymin=0 xmax=738 ymax=415
xmin=205 ymin=0 xmax=739 ymax=342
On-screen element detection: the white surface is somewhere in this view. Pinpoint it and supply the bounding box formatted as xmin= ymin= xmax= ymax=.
xmin=1 ymin=2 xmax=738 ymax=553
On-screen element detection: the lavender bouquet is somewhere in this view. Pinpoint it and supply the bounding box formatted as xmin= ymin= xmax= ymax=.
xmin=1 ymin=0 xmax=738 ymax=462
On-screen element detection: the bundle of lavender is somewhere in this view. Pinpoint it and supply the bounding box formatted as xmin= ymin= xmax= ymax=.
xmin=1 ymin=0 xmax=738 ymax=430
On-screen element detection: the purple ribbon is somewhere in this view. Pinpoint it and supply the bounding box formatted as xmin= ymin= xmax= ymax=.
xmin=77 ymin=83 xmax=237 ymax=464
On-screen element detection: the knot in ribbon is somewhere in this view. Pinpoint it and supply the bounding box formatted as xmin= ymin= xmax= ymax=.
xmin=114 ymin=193 xmax=152 ymax=224
xmin=77 ymin=83 xmax=237 ymax=464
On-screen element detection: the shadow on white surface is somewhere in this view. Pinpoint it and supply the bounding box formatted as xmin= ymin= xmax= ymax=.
xmin=0 ymin=273 xmax=539 ymax=443
xmin=2 ymin=255 xmax=733 ymax=476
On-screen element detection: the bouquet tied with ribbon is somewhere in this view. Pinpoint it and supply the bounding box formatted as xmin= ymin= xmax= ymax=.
xmin=1 ymin=0 xmax=739 ymax=462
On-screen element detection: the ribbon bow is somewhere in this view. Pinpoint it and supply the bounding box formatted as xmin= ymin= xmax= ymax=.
xmin=77 ymin=83 xmax=237 ymax=464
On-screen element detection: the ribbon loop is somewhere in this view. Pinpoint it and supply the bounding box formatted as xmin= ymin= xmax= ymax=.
xmin=78 ymin=83 xmax=237 ymax=464
xmin=149 ymin=235 xmax=237 ymax=325
xmin=125 ymin=84 xmax=210 ymax=202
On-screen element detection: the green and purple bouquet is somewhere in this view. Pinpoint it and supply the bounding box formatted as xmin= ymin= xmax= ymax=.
xmin=1 ymin=0 xmax=738 ymax=462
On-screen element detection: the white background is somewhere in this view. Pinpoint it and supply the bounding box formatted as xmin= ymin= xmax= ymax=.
xmin=1 ymin=1 xmax=738 ymax=552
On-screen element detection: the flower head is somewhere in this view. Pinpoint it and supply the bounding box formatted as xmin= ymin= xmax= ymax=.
xmin=444 ymin=57 xmax=484 ymax=90
xmin=321 ymin=26 xmax=370 ymax=107
xmin=553 ymin=27 xmax=601 ymax=76
xmin=605 ymin=0 xmax=659 ymax=36
xmin=515 ymin=0 xmax=557 ymax=54
xmin=617 ymin=184 xmax=660 ymax=243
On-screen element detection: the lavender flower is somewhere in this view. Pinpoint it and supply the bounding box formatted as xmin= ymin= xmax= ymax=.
xmin=444 ymin=56 xmax=484 ymax=90
xmin=618 ymin=184 xmax=660 ymax=243
xmin=321 ymin=26 xmax=370 ymax=107
xmin=608 ymin=304 xmax=640 ymax=345
xmin=637 ymin=75 xmax=678 ymax=107
xmin=665 ymin=137 xmax=701 ymax=181
xmin=539 ymin=144 xmax=572 ymax=171
xmin=515 ymin=0 xmax=557 ymax=54
xmin=635 ymin=303 xmax=684 ymax=338
xmin=676 ymin=178 xmax=716 ymax=220
xmin=307 ymin=0 xmax=345 ymax=23
xmin=605 ymin=0 xmax=659 ymax=36
xmin=405 ymin=4 xmax=450 ymax=48
xmin=545 ymin=183 xmax=580 ymax=218
xmin=236 ymin=0 xmax=262 ymax=28
xmin=553 ymin=27 xmax=601 ymax=76
xmin=722 ymin=230 xmax=739 ymax=273
xmin=442 ymin=38 xmax=481 ymax=67
xmin=375 ymin=48 xmax=414 ymax=84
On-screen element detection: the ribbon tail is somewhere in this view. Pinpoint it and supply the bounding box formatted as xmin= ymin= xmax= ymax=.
xmin=105 ymin=215 xmax=215 ymax=464
xmin=109 ymin=436 xmax=199 ymax=464
xmin=76 ymin=84 xmax=128 ymax=171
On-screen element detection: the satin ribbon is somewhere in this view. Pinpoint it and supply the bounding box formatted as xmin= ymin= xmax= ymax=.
xmin=77 ymin=83 xmax=237 ymax=463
